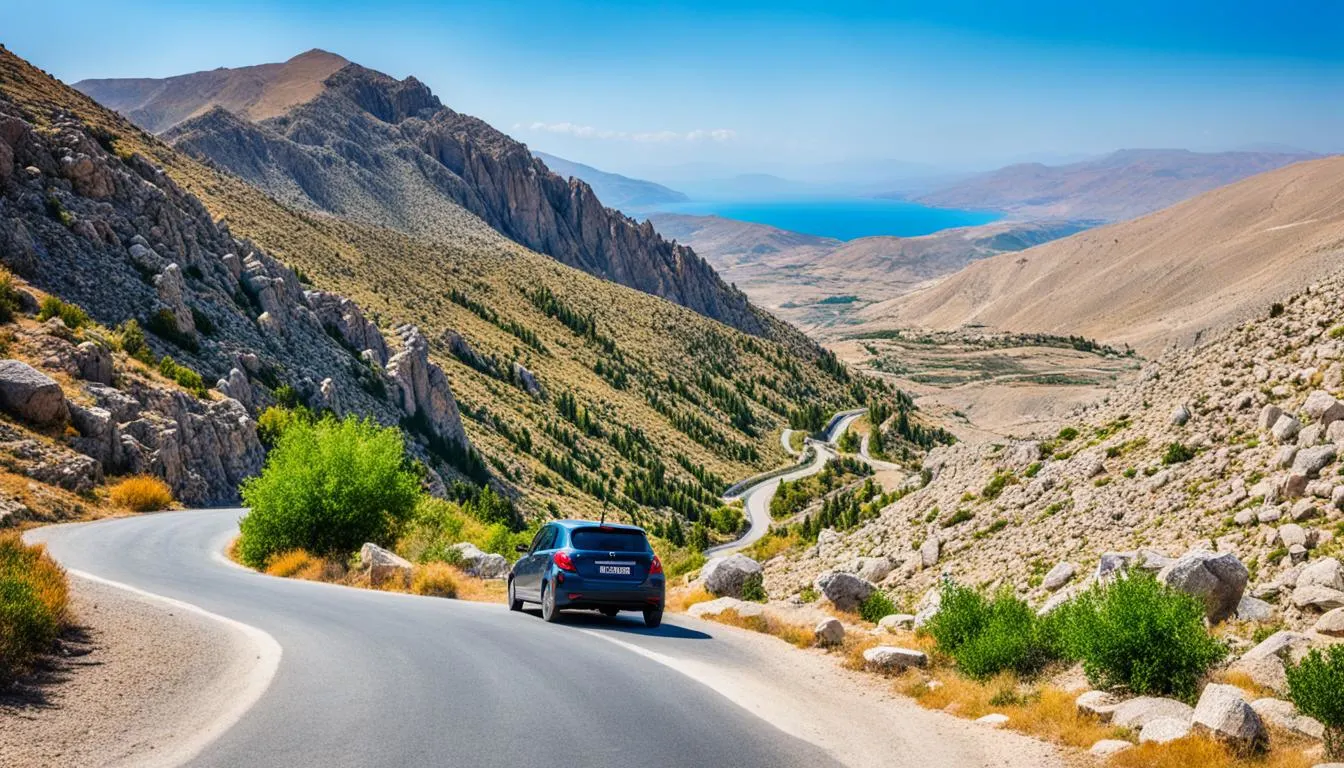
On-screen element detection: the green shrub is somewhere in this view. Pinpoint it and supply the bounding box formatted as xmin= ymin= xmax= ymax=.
xmin=859 ymin=589 xmax=896 ymax=623
xmin=0 ymin=271 xmax=21 ymax=324
xmin=941 ymin=508 xmax=973 ymax=527
xmin=709 ymin=505 xmax=745 ymax=535
xmin=256 ymin=405 xmax=312 ymax=448
xmin=837 ymin=429 xmax=860 ymax=453
xmin=740 ymin=572 xmax=768 ymax=603
xmin=980 ymin=471 xmax=1015 ymax=500
xmin=158 ymin=355 xmax=207 ymax=398
xmin=1162 ymin=442 xmax=1196 ymax=464
xmin=116 ymin=319 xmax=152 ymax=362
xmin=1057 ymin=426 xmax=1079 ymax=441
xmin=924 ymin=581 xmax=1059 ymax=679
xmin=37 ymin=295 xmax=90 ymax=329
xmin=145 ymin=308 xmax=198 ymax=351
xmin=237 ymin=415 xmax=421 ymax=567
xmin=1050 ymin=572 xmax=1225 ymax=701
xmin=0 ymin=532 xmax=70 ymax=686
xmin=1287 ymin=645 xmax=1344 ymax=759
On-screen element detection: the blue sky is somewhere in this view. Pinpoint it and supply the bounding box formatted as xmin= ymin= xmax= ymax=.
xmin=2 ymin=1 xmax=1340 ymax=181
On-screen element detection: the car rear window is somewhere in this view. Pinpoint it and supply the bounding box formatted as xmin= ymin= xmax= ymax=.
xmin=570 ymin=528 xmax=651 ymax=552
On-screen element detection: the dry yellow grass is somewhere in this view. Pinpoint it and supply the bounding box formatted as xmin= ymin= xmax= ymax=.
xmin=264 ymin=549 xmax=330 ymax=580
xmin=107 ymin=475 xmax=174 ymax=512
xmin=1217 ymin=668 xmax=1279 ymax=701
xmin=667 ymin=585 xmax=714 ymax=613
xmin=743 ymin=530 xmax=803 ymax=562
xmin=0 ymin=531 xmax=70 ymax=684
xmin=708 ymin=608 xmax=814 ymax=648
xmin=411 ymin=563 xmax=460 ymax=598
xmin=1107 ymin=734 xmax=1314 ymax=768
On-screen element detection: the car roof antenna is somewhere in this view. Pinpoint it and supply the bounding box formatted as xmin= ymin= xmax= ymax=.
xmin=599 ymin=499 xmax=607 ymax=527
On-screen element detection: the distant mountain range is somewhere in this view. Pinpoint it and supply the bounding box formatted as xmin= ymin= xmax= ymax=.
xmin=532 ymin=152 xmax=687 ymax=210
xmin=73 ymin=51 xmax=773 ymax=338
xmin=863 ymin=154 xmax=1344 ymax=352
xmin=895 ymin=148 xmax=1321 ymax=222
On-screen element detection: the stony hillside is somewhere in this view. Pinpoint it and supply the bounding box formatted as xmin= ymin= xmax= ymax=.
xmin=74 ymin=49 xmax=350 ymax=133
xmin=533 ymin=151 xmax=687 ymax=211
xmin=767 ymin=273 xmax=1344 ymax=641
xmin=79 ymin=54 xmax=771 ymax=338
xmin=0 ymin=44 xmax=869 ymax=533
xmin=903 ymin=148 xmax=1318 ymax=222
xmin=864 ymin=156 xmax=1344 ymax=354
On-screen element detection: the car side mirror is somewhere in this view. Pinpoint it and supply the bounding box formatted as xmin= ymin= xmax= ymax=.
xmin=515 ymin=543 xmax=529 ymax=554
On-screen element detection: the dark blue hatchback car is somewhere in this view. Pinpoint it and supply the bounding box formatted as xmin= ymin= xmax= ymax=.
xmin=508 ymin=520 xmax=666 ymax=627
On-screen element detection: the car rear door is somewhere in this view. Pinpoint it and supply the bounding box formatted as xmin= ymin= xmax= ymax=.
xmin=568 ymin=528 xmax=653 ymax=585
xmin=518 ymin=525 xmax=554 ymax=599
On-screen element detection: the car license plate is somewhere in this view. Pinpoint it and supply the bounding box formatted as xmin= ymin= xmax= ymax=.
xmin=598 ymin=563 xmax=632 ymax=575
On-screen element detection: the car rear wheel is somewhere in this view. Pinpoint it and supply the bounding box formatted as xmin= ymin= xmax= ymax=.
xmin=541 ymin=582 xmax=560 ymax=623
xmin=507 ymin=579 xmax=523 ymax=612
xmin=599 ymin=607 xmax=620 ymax=618
xmin=642 ymin=608 xmax=663 ymax=628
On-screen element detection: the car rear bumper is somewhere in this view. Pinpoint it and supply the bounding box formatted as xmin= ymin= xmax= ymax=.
xmin=553 ymin=575 xmax=664 ymax=610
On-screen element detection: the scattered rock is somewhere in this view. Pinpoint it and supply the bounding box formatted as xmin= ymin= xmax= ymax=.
xmin=359 ymin=543 xmax=412 ymax=587
xmin=814 ymin=570 xmax=875 ymax=612
xmin=814 ymin=617 xmax=844 ymax=646
xmin=1236 ymin=595 xmax=1276 ymax=623
xmin=1089 ymin=740 xmax=1134 ymax=757
xmin=702 ymin=554 xmax=764 ymax=599
xmin=449 ymin=542 xmax=510 ymax=579
xmin=1111 ymin=697 xmax=1196 ymax=729
xmin=1272 ymin=415 xmax=1302 ymax=443
xmin=1171 ymin=404 xmax=1191 ymax=426
xmin=1139 ymin=717 xmax=1193 ymax=745
xmin=1191 ymin=683 xmax=1266 ymax=754
xmin=862 ymin=646 xmax=927 ymax=671
xmin=1076 ymin=690 xmax=1122 ymax=721
xmin=1250 ymin=698 xmax=1325 ymax=740
xmin=1042 ymin=561 xmax=1077 ymax=591
xmin=878 ymin=614 xmax=916 ymax=632
xmin=0 ymin=359 xmax=68 ymax=426
xmin=687 ymin=597 xmax=764 ymax=619
xmin=976 ymin=713 xmax=1009 ymax=727
xmin=1230 ymin=631 xmax=1313 ymax=694
xmin=1314 ymin=607 xmax=1344 ymax=637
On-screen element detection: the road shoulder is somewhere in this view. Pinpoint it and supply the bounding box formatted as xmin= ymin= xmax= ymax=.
xmin=1 ymin=574 xmax=278 ymax=768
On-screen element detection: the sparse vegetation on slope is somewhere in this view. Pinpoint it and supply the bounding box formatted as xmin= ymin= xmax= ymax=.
xmin=0 ymin=532 xmax=70 ymax=686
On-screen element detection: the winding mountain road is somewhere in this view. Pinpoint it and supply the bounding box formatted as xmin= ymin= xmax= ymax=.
xmin=28 ymin=510 xmax=1063 ymax=768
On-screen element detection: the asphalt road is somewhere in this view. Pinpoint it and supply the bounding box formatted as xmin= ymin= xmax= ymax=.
xmin=30 ymin=510 xmax=841 ymax=768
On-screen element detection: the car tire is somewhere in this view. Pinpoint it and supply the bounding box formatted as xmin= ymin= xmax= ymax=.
xmin=642 ymin=608 xmax=663 ymax=628
xmin=507 ymin=578 xmax=523 ymax=612
xmin=541 ymin=582 xmax=560 ymax=623
xmin=599 ymin=607 xmax=619 ymax=618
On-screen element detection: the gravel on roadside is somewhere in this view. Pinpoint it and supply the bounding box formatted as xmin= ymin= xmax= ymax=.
xmin=0 ymin=575 xmax=253 ymax=768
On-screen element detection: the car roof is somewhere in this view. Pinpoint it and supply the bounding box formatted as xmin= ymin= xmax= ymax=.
xmin=552 ymin=519 xmax=646 ymax=533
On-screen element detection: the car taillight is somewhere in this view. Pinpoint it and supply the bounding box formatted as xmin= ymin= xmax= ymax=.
xmin=553 ymin=550 xmax=577 ymax=572
xmin=649 ymin=555 xmax=664 ymax=575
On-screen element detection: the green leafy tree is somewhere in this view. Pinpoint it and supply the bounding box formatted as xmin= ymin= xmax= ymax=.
xmin=1287 ymin=645 xmax=1344 ymax=759
xmin=237 ymin=415 xmax=421 ymax=567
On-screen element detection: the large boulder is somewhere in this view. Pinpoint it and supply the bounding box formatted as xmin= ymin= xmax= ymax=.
xmin=1190 ymin=683 xmax=1266 ymax=754
xmin=1302 ymin=390 xmax=1344 ymax=426
xmin=449 ymin=542 xmax=510 ymax=579
xmin=359 ymin=542 xmax=412 ymax=587
xmin=687 ymin=596 xmax=763 ymax=619
xmin=1076 ymin=690 xmax=1122 ymax=721
xmin=0 ymin=359 xmax=68 ymax=426
xmin=1293 ymin=445 xmax=1337 ymax=479
xmin=74 ymin=341 xmax=113 ymax=384
xmin=1314 ymin=607 xmax=1344 ymax=637
xmin=1158 ymin=550 xmax=1249 ymax=623
xmin=1250 ymin=698 xmax=1325 ymax=740
xmin=701 ymin=554 xmax=763 ymax=598
xmin=1298 ymin=558 xmax=1344 ymax=591
xmin=815 ymin=570 xmax=875 ymax=612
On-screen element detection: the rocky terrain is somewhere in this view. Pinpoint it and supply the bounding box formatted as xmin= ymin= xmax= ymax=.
xmin=0 ymin=66 xmax=477 ymax=515
xmin=78 ymin=54 xmax=773 ymax=339
xmin=865 ymin=154 xmax=1344 ymax=354
xmin=766 ymin=270 xmax=1344 ymax=648
xmin=900 ymin=148 xmax=1318 ymax=222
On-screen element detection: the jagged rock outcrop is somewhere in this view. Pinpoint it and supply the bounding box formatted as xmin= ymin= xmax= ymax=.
xmin=143 ymin=60 xmax=772 ymax=337
xmin=386 ymin=325 xmax=468 ymax=451
xmin=0 ymin=60 xmax=478 ymax=505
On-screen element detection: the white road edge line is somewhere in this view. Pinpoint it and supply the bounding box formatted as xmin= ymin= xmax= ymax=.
xmin=64 ymin=568 xmax=283 ymax=768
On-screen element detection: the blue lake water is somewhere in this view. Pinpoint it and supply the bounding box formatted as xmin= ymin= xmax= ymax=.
xmin=653 ymin=198 xmax=999 ymax=241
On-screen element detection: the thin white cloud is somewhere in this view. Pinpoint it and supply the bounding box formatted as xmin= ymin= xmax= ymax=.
xmin=522 ymin=122 xmax=735 ymax=143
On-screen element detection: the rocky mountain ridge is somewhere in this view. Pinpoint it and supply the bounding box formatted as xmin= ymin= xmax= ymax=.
xmin=83 ymin=55 xmax=773 ymax=338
